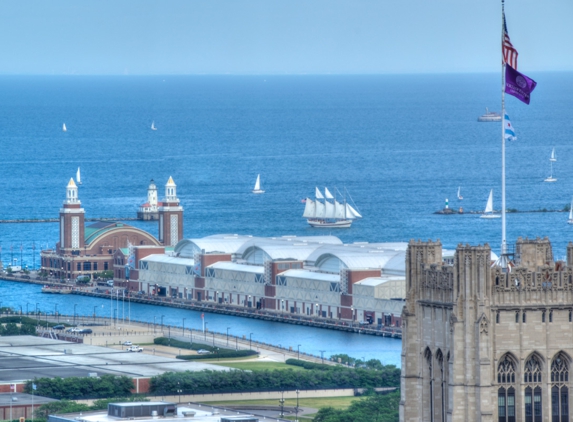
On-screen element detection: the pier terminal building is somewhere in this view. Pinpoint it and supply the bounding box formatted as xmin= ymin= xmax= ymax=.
xmin=400 ymin=237 xmax=573 ymax=422
xmin=120 ymin=234 xmax=420 ymax=328
xmin=40 ymin=177 xmax=183 ymax=281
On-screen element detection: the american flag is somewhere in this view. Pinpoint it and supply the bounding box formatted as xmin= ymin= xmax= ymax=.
xmin=503 ymin=12 xmax=518 ymax=69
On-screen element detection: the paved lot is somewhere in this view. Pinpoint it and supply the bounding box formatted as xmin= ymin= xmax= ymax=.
xmin=0 ymin=336 xmax=229 ymax=383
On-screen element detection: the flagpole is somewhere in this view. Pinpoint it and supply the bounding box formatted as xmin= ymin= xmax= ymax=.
xmin=501 ymin=0 xmax=508 ymax=265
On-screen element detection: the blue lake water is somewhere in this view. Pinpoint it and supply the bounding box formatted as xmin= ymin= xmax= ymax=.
xmin=0 ymin=73 xmax=572 ymax=365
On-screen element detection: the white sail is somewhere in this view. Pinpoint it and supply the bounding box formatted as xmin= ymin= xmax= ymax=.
xmin=550 ymin=147 xmax=556 ymax=162
xmin=302 ymin=199 xmax=316 ymax=218
xmin=62 ymin=123 xmax=67 ymax=132
xmin=484 ymin=190 xmax=494 ymax=214
xmin=151 ymin=121 xmax=157 ymax=130
xmin=315 ymin=187 xmax=324 ymax=199
xmin=324 ymin=200 xmax=335 ymax=218
xmin=315 ymin=200 xmax=325 ymax=218
xmin=569 ymin=202 xmax=573 ymax=222
xmin=457 ymin=186 xmax=463 ymax=200
xmin=346 ymin=203 xmax=362 ymax=219
xmin=252 ymin=174 xmax=264 ymax=193
xmin=334 ymin=201 xmax=345 ymax=219
xmin=76 ymin=167 xmax=82 ymax=185
xmin=324 ymin=188 xmax=334 ymax=199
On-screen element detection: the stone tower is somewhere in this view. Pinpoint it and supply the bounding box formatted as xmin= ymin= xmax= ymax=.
xmin=58 ymin=178 xmax=85 ymax=253
xmin=157 ymin=176 xmax=184 ymax=246
xmin=400 ymin=237 xmax=573 ymax=422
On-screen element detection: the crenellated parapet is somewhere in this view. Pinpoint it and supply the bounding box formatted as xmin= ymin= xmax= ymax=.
xmin=492 ymin=263 xmax=573 ymax=307
xmin=419 ymin=263 xmax=454 ymax=303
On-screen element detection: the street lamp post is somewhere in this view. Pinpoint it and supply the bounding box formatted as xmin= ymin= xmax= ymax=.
xmin=226 ymin=327 xmax=230 ymax=346
xmin=153 ymin=316 xmax=156 ymax=333
xmin=249 ymin=332 xmax=253 ymax=350
xmin=204 ymin=322 xmax=208 ymax=341
xmin=320 ymin=350 xmax=325 ymax=364
xmin=279 ymin=390 xmax=285 ymax=417
xmin=26 ymin=303 xmax=29 ymax=315
xmin=176 ymin=382 xmax=182 ymax=404
xmin=297 ymin=344 xmax=301 ymax=360
xmin=93 ymin=306 xmax=97 ymax=321
xmin=73 ymin=304 xmax=77 ymax=326
xmin=35 ymin=302 xmax=39 ymax=315
xmin=296 ymin=389 xmax=300 ymax=421
xmin=182 ymin=318 xmax=186 ymax=334
xmin=212 ymin=332 xmax=215 ymax=348
xmin=161 ymin=315 xmax=164 ymax=330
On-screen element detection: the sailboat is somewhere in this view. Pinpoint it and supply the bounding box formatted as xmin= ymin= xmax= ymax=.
xmin=457 ymin=187 xmax=463 ymax=200
xmin=544 ymin=148 xmax=557 ymax=182
xmin=568 ymin=199 xmax=573 ymax=225
xmin=76 ymin=167 xmax=82 ymax=185
xmin=62 ymin=123 xmax=67 ymax=132
xmin=151 ymin=121 xmax=157 ymax=131
xmin=480 ymin=190 xmax=500 ymax=219
xmin=252 ymin=174 xmax=265 ymax=194
xmin=302 ymin=187 xmax=362 ymax=228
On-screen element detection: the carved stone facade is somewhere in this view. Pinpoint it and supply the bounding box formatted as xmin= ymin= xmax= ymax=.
xmin=400 ymin=237 xmax=573 ymax=422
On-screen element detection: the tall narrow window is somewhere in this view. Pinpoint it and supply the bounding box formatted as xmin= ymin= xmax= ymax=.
xmin=523 ymin=312 xmax=527 ymax=323
xmin=550 ymin=311 xmax=553 ymax=323
xmin=424 ymin=348 xmax=434 ymax=422
xmin=498 ymin=355 xmax=516 ymax=422
xmin=516 ymin=312 xmax=519 ymax=323
xmin=551 ymin=352 xmax=569 ymax=422
xmin=496 ymin=312 xmax=500 ymax=324
xmin=524 ymin=355 xmax=543 ymax=422
xmin=542 ymin=311 xmax=546 ymax=323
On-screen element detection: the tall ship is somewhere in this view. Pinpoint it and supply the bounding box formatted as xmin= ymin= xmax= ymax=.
xmin=302 ymin=187 xmax=362 ymax=228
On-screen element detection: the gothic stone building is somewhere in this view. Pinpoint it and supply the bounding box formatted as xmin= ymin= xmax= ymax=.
xmin=400 ymin=237 xmax=572 ymax=422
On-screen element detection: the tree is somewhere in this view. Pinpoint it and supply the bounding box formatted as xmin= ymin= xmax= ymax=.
xmin=34 ymin=400 xmax=90 ymax=421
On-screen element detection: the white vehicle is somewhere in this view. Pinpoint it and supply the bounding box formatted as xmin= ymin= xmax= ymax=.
xmin=123 ymin=341 xmax=132 ymax=346
xmin=126 ymin=345 xmax=143 ymax=352
xmin=106 ymin=280 xmax=114 ymax=287
xmin=196 ymin=349 xmax=211 ymax=355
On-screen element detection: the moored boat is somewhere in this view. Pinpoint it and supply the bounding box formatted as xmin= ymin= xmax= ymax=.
xmin=41 ymin=285 xmax=72 ymax=294
xmin=478 ymin=108 xmax=502 ymax=122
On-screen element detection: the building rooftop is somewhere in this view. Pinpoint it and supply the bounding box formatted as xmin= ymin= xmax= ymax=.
xmin=49 ymin=403 xmax=273 ymax=422
xmin=0 ymin=336 xmax=229 ymax=383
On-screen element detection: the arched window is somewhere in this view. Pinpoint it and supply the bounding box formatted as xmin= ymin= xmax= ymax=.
xmin=436 ymin=350 xmax=446 ymax=422
xmin=524 ymin=355 xmax=543 ymax=422
xmin=497 ymin=355 xmax=516 ymax=422
xmin=551 ymin=352 xmax=569 ymax=422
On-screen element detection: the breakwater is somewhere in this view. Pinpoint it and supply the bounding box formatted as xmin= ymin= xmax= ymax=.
xmin=0 ymin=217 xmax=139 ymax=224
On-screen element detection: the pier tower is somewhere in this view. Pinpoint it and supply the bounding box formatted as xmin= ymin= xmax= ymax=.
xmin=158 ymin=176 xmax=184 ymax=246
xmin=58 ymin=178 xmax=85 ymax=253
xmin=401 ymin=237 xmax=573 ymax=422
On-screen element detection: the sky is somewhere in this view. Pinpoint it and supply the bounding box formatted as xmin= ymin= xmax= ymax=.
xmin=0 ymin=0 xmax=571 ymax=75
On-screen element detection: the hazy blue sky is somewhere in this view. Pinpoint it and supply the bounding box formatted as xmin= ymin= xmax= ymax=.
xmin=1 ymin=0 xmax=571 ymax=75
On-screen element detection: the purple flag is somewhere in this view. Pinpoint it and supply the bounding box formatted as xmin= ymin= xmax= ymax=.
xmin=505 ymin=64 xmax=537 ymax=105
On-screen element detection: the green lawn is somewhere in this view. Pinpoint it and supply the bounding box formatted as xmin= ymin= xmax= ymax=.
xmin=213 ymin=361 xmax=305 ymax=371
xmin=205 ymin=396 xmax=362 ymax=410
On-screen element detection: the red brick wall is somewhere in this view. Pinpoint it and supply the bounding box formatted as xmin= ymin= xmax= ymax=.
xmin=201 ymin=254 xmax=232 ymax=276
xmin=346 ymin=269 xmax=381 ymax=294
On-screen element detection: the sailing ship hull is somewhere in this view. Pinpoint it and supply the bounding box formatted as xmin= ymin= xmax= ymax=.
xmin=544 ymin=177 xmax=557 ymax=182
xmin=307 ymin=219 xmax=353 ymax=228
xmin=568 ymin=220 xmax=573 ymax=225
xmin=252 ymin=189 xmax=265 ymax=194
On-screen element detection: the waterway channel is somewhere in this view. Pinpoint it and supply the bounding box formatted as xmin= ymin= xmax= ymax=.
xmin=0 ymin=279 xmax=402 ymax=366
